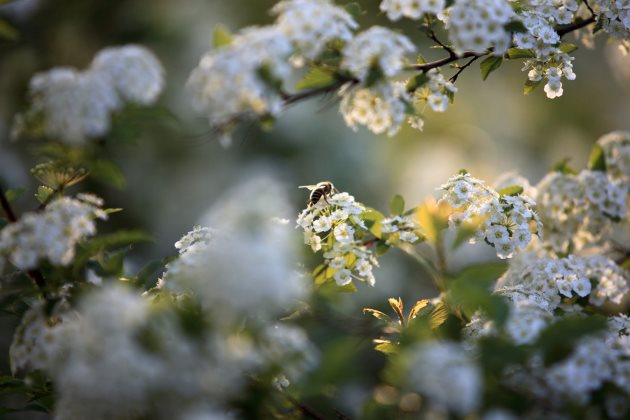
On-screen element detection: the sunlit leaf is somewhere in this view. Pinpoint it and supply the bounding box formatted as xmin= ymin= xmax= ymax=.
xmin=480 ymin=56 xmax=503 ymax=81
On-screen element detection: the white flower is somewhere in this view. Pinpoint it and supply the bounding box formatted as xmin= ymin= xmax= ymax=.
xmin=333 ymin=223 xmax=355 ymax=243
xmin=342 ymin=26 xmax=415 ymax=81
xmin=400 ymin=231 xmax=419 ymax=243
xmin=313 ymin=216 xmax=333 ymax=232
xmin=334 ymin=268 xmax=353 ymax=285
xmin=544 ymin=79 xmax=563 ymax=99
xmin=91 ymin=45 xmax=164 ymax=105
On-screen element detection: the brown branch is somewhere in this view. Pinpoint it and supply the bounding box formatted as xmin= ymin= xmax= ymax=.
xmin=285 ymin=395 xmax=327 ymax=420
xmin=449 ymin=55 xmax=481 ymax=83
xmin=407 ymin=51 xmax=486 ymax=73
xmin=0 ymin=188 xmax=17 ymax=223
xmin=556 ymin=15 xmax=597 ymax=37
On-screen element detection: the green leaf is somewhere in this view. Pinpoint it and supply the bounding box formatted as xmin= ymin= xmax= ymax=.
xmin=504 ymin=20 xmax=528 ymax=33
xmin=256 ymin=65 xmax=283 ymax=91
xmin=558 ymin=43 xmax=578 ymax=54
xmin=4 ymin=188 xmax=24 ymax=202
xmin=374 ymin=341 xmax=398 ymax=355
xmin=480 ymin=56 xmax=503 ymax=81
xmin=389 ymin=194 xmax=405 ymax=215
xmin=72 ymin=230 xmax=152 ymax=276
xmin=451 ymin=222 xmax=478 ymax=250
xmin=417 ymin=54 xmax=427 ymax=65
xmin=212 ymin=24 xmax=233 ymax=49
xmin=361 ymin=208 xmax=385 ymax=238
xmin=534 ymin=315 xmax=607 ymax=366
xmin=0 ymin=19 xmax=18 ymax=41
xmin=88 ymin=159 xmax=126 ymax=189
xmin=363 ymin=308 xmax=393 ymax=323
xmin=523 ymin=79 xmax=541 ymax=95
xmin=506 ymin=48 xmax=536 ymax=59
xmin=295 ymin=67 xmax=336 ymax=91
xmin=551 ymin=158 xmax=578 ymax=175
xmin=34 ymin=185 xmax=54 ymax=204
xmin=429 ymin=301 xmax=449 ymax=329
xmin=497 ymin=185 xmax=524 ymax=196
xmin=478 ymin=336 xmax=528 ymax=374
xmin=587 ymin=143 xmax=607 ymax=171
xmin=592 ymin=18 xmax=604 ymax=34
xmin=344 ymin=2 xmax=362 ymax=20
xmin=364 ymin=65 xmax=384 ymax=88
xmin=406 ymin=73 xmax=430 ymax=92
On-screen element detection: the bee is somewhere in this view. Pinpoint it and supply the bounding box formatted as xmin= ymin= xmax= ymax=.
xmin=299 ymin=181 xmax=337 ymax=207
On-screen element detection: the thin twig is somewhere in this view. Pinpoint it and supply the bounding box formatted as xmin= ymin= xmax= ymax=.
xmin=556 ymin=15 xmax=597 ymax=37
xmin=285 ymin=395 xmax=327 ymax=420
xmin=449 ymin=55 xmax=481 ymax=83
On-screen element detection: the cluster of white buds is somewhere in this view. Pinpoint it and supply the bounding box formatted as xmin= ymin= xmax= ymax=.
xmin=339 ymin=82 xmax=410 ymax=136
xmin=439 ymin=172 xmax=542 ymax=259
xmin=341 ymin=26 xmax=415 ymax=81
xmin=0 ymin=194 xmax=106 ymax=270
xmin=380 ymin=0 xmax=446 ymax=21
xmin=272 ymin=0 xmax=357 ymax=61
xmin=297 ymin=189 xmax=379 ymax=286
xmin=409 ymin=69 xmax=458 ymax=114
xmin=187 ymin=26 xmax=292 ymax=133
xmin=13 ymin=45 xmax=164 ymax=145
xmin=441 ymin=0 xmax=514 ymax=55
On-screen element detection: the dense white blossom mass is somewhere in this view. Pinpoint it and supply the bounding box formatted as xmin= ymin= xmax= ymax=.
xmin=13 ymin=45 xmax=164 ymax=144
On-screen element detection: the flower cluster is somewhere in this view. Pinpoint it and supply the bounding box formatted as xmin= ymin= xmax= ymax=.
xmin=297 ymin=189 xmax=379 ymax=286
xmin=521 ymin=50 xmax=576 ymax=99
xmin=187 ymin=27 xmax=292 ymax=133
xmin=0 ymin=194 xmax=106 ymax=271
xmin=341 ymin=26 xmax=415 ymax=81
xmin=13 ymin=45 xmax=164 ymax=144
xmin=406 ymin=341 xmax=482 ymax=415
xmin=380 ymin=0 xmax=446 ymax=21
xmin=591 ymin=0 xmax=630 ymax=41
xmin=91 ymin=45 xmax=165 ymax=105
xmin=441 ymin=0 xmax=514 ymax=55
xmin=439 ymin=172 xmax=542 ymax=258
xmin=339 ymin=82 xmax=410 ymax=136
xmin=497 ymin=252 xmax=629 ymax=311
xmin=535 ymin=169 xmax=627 ymax=253
xmin=381 ymin=215 xmax=422 ymax=244
xmin=272 ymin=0 xmax=357 ymax=60
xmin=598 ymin=130 xmax=630 ymax=187
xmin=517 ymin=0 xmax=578 ymax=48
xmin=159 ymin=177 xmax=305 ymax=323
xmin=409 ymin=69 xmax=458 ymax=114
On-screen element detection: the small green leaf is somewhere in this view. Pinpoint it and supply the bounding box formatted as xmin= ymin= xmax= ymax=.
xmin=212 ymin=24 xmax=232 ymax=49
xmin=374 ymin=341 xmax=398 ymax=354
xmin=506 ymin=47 xmax=536 ymax=59
xmin=592 ymin=19 xmax=604 ymax=34
xmin=551 ymin=158 xmax=578 ymax=175
xmin=523 ymin=79 xmax=541 ymax=95
xmin=587 ymin=143 xmax=607 ymax=171
xmin=364 ymin=65 xmax=384 ymax=88
xmin=503 ymin=20 xmax=528 ymax=33
xmin=417 ymin=54 xmax=427 ymax=65
xmin=406 ymin=73 xmax=430 ymax=92
xmin=363 ymin=308 xmax=393 ymax=323
xmin=256 ymin=65 xmax=283 ymax=91
xmin=558 ymin=43 xmax=578 ymax=54
xmin=389 ymin=194 xmax=405 ymax=215
xmin=344 ymin=2 xmax=362 ymax=20
xmin=497 ymin=185 xmax=524 ymax=196
xmin=5 ymin=188 xmax=24 ymax=202
xmin=296 ymin=67 xmax=336 ymax=91
xmin=361 ymin=208 xmax=385 ymax=238
xmin=429 ymin=301 xmax=449 ymax=329
xmin=89 ymin=160 xmax=126 ymax=189
xmin=0 ymin=19 xmax=18 ymax=41
xmin=534 ymin=315 xmax=607 ymax=366
xmin=480 ymin=56 xmax=503 ymax=81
